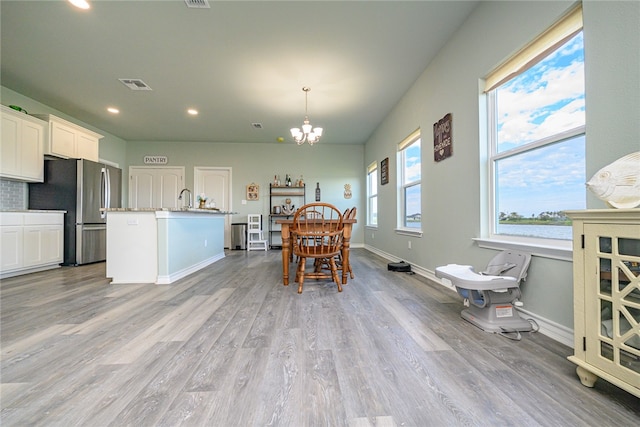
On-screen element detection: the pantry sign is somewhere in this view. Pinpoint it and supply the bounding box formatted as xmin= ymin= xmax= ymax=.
xmin=143 ymin=155 xmax=168 ymax=165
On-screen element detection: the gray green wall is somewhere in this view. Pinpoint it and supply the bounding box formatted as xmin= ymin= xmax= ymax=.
xmin=364 ymin=0 xmax=640 ymax=334
xmin=125 ymin=141 xmax=365 ymax=243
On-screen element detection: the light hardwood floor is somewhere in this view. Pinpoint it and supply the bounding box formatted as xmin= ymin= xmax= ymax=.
xmin=1 ymin=249 xmax=638 ymax=426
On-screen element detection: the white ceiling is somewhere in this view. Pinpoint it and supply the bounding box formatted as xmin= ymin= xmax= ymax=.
xmin=1 ymin=0 xmax=478 ymax=144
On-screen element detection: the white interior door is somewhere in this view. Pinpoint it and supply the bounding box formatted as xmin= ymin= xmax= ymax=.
xmin=194 ymin=167 xmax=231 ymax=248
xmin=129 ymin=167 xmax=185 ymax=209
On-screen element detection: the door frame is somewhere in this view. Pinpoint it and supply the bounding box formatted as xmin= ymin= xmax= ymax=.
xmin=194 ymin=166 xmax=232 ymax=249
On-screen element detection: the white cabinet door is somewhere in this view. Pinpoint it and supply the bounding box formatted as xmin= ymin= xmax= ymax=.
xmin=23 ymin=224 xmax=62 ymax=267
xmin=20 ymin=119 xmax=45 ymax=181
xmin=23 ymin=226 xmax=44 ymax=267
xmin=35 ymin=114 xmax=102 ymax=161
xmin=1 ymin=226 xmax=23 ymax=271
xmin=76 ymin=132 xmax=99 ymax=162
xmin=0 ymin=105 xmax=45 ymax=182
xmin=129 ymin=167 xmax=184 ymax=209
xmin=50 ymin=120 xmax=76 ymax=158
xmin=41 ymin=226 xmax=64 ymax=265
xmin=1 ymin=111 xmax=21 ymax=176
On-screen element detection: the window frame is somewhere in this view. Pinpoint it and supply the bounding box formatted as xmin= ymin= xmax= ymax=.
xmin=366 ymin=161 xmax=378 ymax=227
xmin=396 ymin=130 xmax=422 ymax=236
xmin=481 ymin=17 xmax=585 ymax=260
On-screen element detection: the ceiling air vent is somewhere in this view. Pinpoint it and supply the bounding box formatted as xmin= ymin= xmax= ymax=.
xmin=252 ymin=123 xmax=263 ymax=129
xmin=119 ymin=79 xmax=152 ymax=91
xmin=185 ymin=0 xmax=210 ymax=9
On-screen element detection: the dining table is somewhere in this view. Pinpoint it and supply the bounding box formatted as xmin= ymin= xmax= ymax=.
xmin=276 ymin=218 xmax=357 ymax=286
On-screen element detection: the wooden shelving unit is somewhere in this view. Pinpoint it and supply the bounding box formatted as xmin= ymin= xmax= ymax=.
xmin=268 ymin=184 xmax=305 ymax=249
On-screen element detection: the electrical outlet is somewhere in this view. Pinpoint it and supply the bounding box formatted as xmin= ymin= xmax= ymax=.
xmin=408 ymin=240 xmax=412 ymax=249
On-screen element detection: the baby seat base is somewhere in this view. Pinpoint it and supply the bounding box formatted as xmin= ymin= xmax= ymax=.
xmin=435 ymin=250 xmax=533 ymax=338
xmin=461 ymin=303 xmax=532 ymax=334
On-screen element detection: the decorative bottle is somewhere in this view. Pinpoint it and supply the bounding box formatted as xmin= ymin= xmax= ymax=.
xmin=286 ymin=174 xmax=292 ymax=187
xmin=315 ymin=182 xmax=321 ymax=201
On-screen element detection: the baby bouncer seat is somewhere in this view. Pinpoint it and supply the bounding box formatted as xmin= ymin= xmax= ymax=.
xmin=435 ymin=250 xmax=535 ymax=340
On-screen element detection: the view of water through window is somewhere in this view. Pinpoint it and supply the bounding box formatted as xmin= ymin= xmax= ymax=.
xmin=494 ymin=32 xmax=585 ymax=240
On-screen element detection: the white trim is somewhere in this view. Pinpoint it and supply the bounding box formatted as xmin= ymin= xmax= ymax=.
xmin=517 ymin=307 xmax=573 ymax=347
xmin=363 ymin=245 xmax=574 ymax=346
xmin=155 ymin=252 xmax=225 ymax=284
xmin=394 ymin=228 xmax=423 ymax=237
xmin=473 ymin=237 xmax=573 ymax=261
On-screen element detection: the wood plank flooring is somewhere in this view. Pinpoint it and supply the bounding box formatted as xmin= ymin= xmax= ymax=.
xmin=1 ymin=249 xmax=638 ymax=426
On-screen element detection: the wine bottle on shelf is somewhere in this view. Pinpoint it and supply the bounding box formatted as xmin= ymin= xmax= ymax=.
xmin=315 ymin=182 xmax=321 ymax=201
xmin=286 ymin=174 xmax=292 ymax=187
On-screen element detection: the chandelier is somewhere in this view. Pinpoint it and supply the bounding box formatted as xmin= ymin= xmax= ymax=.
xmin=290 ymin=87 xmax=323 ymax=145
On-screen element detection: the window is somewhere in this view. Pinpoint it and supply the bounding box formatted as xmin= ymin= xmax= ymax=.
xmin=367 ymin=162 xmax=378 ymax=226
xmin=486 ymin=5 xmax=585 ymax=244
xmin=398 ymin=130 xmax=421 ymax=231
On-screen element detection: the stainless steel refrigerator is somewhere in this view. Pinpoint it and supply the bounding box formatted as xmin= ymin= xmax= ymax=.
xmin=29 ymin=158 xmax=122 ymax=265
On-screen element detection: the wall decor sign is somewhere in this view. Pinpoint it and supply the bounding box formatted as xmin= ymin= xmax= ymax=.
xmin=433 ymin=113 xmax=453 ymax=162
xmin=344 ymin=183 xmax=352 ymax=199
xmin=246 ymin=183 xmax=259 ymax=201
xmin=380 ymin=157 xmax=389 ymax=185
xmin=143 ymin=155 xmax=168 ymax=164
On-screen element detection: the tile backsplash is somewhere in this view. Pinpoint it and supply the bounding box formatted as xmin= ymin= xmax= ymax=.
xmin=0 ymin=179 xmax=28 ymax=210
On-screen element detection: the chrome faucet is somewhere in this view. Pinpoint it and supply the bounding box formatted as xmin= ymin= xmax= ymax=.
xmin=178 ymin=188 xmax=192 ymax=208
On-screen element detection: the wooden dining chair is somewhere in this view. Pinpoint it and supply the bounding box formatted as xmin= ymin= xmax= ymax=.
xmin=291 ymin=203 xmax=344 ymax=293
xmin=319 ymin=207 xmax=356 ymax=280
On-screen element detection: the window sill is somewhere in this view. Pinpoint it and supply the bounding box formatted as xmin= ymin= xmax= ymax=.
xmin=395 ymin=228 xmax=423 ymax=237
xmin=473 ymin=237 xmax=573 ymax=261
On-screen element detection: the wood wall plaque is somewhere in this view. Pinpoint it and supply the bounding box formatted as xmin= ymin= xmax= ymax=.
xmin=380 ymin=157 xmax=389 ymax=185
xmin=433 ymin=113 xmax=452 ymax=162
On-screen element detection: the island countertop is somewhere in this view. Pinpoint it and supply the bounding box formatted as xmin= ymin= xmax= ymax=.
xmin=102 ymin=207 xmax=236 ymax=214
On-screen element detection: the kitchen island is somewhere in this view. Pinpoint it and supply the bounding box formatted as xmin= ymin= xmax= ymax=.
xmin=105 ymin=208 xmax=232 ymax=284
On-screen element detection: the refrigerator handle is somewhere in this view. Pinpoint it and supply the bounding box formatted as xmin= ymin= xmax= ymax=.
xmin=101 ymin=167 xmax=108 ymax=219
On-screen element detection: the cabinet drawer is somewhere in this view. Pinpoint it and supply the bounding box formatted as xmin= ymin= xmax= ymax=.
xmin=24 ymin=213 xmax=64 ymax=226
xmin=0 ymin=213 xmax=24 ymax=226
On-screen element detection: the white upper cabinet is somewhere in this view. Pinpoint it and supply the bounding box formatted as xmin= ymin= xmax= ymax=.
xmin=0 ymin=105 xmax=46 ymax=182
xmin=34 ymin=114 xmax=102 ymax=162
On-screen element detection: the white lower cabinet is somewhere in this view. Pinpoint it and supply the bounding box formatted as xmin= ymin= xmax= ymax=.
xmin=0 ymin=212 xmax=64 ymax=278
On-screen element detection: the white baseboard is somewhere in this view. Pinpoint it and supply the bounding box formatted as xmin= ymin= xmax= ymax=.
xmin=156 ymin=252 xmax=225 ymax=284
xmin=363 ymin=245 xmax=574 ymax=348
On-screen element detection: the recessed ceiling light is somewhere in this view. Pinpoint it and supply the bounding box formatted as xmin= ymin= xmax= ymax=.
xmin=68 ymin=0 xmax=90 ymax=10
xmin=187 ymin=109 xmax=199 ymax=116
xmin=107 ymin=107 xmax=120 ymax=114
